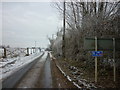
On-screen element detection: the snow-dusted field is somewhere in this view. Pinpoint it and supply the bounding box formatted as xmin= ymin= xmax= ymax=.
xmin=0 ymin=47 xmax=41 ymax=59
xmin=0 ymin=49 xmax=3 ymax=58
xmin=0 ymin=51 xmax=43 ymax=81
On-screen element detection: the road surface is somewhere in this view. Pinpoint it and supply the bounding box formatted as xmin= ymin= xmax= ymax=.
xmin=15 ymin=51 xmax=76 ymax=88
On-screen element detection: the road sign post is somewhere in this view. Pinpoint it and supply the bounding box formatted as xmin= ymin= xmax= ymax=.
xmin=92 ymin=51 xmax=103 ymax=82
xmin=84 ymin=37 xmax=120 ymax=82
xmin=113 ymin=38 xmax=116 ymax=82
xmin=95 ymin=36 xmax=98 ymax=83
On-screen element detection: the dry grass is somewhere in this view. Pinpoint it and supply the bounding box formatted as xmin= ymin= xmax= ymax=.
xmin=56 ymin=58 xmax=120 ymax=88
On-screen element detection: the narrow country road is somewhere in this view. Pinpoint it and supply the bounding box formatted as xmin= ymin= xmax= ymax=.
xmin=15 ymin=52 xmax=48 ymax=88
xmin=35 ymin=53 xmax=52 ymax=88
xmin=15 ymin=51 xmax=76 ymax=88
xmin=39 ymin=53 xmax=52 ymax=88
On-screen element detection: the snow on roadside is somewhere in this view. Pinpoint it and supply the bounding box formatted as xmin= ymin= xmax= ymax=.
xmin=73 ymin=82 xmax=82 ymax=88
xmin=0 ymin=49 xmax=3 ymax=58
xmin=0 ymin=52 xmax=43 ymax=80
xmin=38 ymin=51 xmax=48 ymax=62
xmin=67 ymin=76 xmax=72 ymax=82
xmin=56 ymin=65 xmax=81 ymax=88
xmin=50 ymin=52 xmax=97 ymax=89
xmin=49 ymin=52 xmax=56 ymax=60
xmin=57 ymin=65 xmax=66 ymax=77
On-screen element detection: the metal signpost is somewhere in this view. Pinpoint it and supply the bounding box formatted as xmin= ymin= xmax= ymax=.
xmin=84 ymin=37 xmax=120 ymax=82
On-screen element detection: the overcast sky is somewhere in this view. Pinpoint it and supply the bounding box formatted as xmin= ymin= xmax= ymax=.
xmin=1 ymin=2 xmax=62 ymax=48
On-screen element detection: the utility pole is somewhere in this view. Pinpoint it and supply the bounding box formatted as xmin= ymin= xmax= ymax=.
xmin=62 ymin=0 xmax=66 ymax=59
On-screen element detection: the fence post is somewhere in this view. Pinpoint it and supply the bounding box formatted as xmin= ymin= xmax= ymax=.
xmin=26 ymin=48 xmax=29 ymax=56
xmin=31 ymin=48 xmax=32 ymax=54
xmin=3 ymin=47 xmax=7 ymax=58
xmin=39 ymin=48 xmax=41 ymax=52
xmin=33 ymin=48 xmax=34 ymax=53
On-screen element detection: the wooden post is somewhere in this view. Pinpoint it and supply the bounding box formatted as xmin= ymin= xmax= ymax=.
xmin=31 ymin=48 xmax=32 ymax=54
xmin=39 ymin=48 xmax=41 ymax=52
xmin=3 ymin=47 xmax=7 ymax=58
xmin=95 ymin=36 xmax=98 ymax=83
xmin=33 ymin=48 xmax=35 ymax=53
xmin=32 ymin=48 xmax=34 ymax=53
xmin=35 ymin=41 xmax=36 ymax=53
xmin=113 ymin=38 xmax=116 ymax=82
xmin=27 ymin=48 xmax=29 ymax=56
xmin=33 ymin=48 xmax=34 ymax=53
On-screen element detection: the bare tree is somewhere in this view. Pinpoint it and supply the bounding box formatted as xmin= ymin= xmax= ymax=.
xmin=52 ymin=1 xmax=120 ymax=60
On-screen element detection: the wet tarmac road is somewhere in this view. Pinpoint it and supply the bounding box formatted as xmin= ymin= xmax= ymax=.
xmin=36 ymin=53 xmax=53 ymax=88
xmin=15 ymin=51 xmax=76 ymax=88
xmin=15 ymin=52 xmax=48 ymax=88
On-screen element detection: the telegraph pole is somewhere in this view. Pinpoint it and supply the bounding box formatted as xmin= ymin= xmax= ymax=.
xmin=62 ymin=0 xmax=66 ymax=59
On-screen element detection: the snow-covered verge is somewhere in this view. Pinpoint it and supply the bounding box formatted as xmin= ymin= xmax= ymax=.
xmin=0 ymin=49 xmax=3 ymax=58
xmin=0 ymin=52 xmax=43 ymax=80
xmin=49 ymin=53 xmax=97 ymax=89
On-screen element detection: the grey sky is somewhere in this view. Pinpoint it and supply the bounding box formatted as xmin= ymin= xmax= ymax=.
xmin=1 ymin=2 xmax=62 ymax=48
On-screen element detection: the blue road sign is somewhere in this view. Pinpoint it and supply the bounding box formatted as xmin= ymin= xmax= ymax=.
xmin=92 ymin=51 xmax=103 ymax=57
